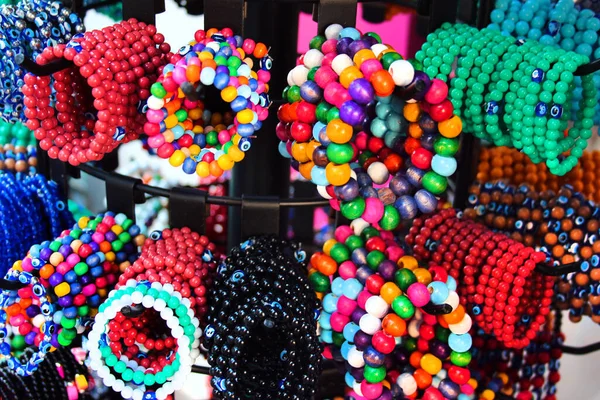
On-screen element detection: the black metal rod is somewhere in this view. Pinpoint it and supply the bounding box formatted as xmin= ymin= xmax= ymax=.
xmin=561 ymin=342 xmax=600 ymax=354
xmin=535 ymin=261 xmax=581 ymax=276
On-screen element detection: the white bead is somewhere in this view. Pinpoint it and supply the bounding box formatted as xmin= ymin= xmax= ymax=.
xmin=89 ymin=359 xmax=102 ymax=371
xmin=105 ymin=307 xmax=117 ymax=319
xmin=388 ymin=60 xmax=415 ymax=87
xmin=156 ymin=388 xmax=166 ymax=400
xmin=287 ymin=69 xmax=295 ymax=87
xmin=131 ymin=291 xmax=144 ymax=304
xmin=113 ymin=379 xmax=125 ymax=392
xmin=166 ymin=315 xmax=178 ymax=329
xmin=432 ymin=376 xmax=441 ymax=388
xmin=172 ymin=325 xmax=184 ymax=339
xmin=154 ymin=298 xmax=167 ymax=312
xmin=449 ymin=313 xmax=472 ymax=335
xmin=147 ymin=96 xmax=164 ymax=110
xmin=172 ymin=291 xmax=182 ymax=300
xmin=325 ymin=23 xmax=343 ymax=39
xmin=52 ymin=311 xmax=63 ymax=325
xmin=444 ymin=291 xmax=460 ymax=311
xmin=104 ymin=373 xmax=116 ymax=387
xmin=397 ymin=373 xmax=417 ymax=395
xmin=365 ymin=296 xmax=389 ymax=319
xmin=206 ymin=41 xmax=220 ymax=53
xmin=347 ymin=346 xmax=364 ymax=368
xmin=142 ymin=295 xmax=154 ymax=308
xmin=126 ymin=360 xmax=139 ymax=369
xmin=163 ymin=382 xmax=174 ymax=394
xmin=291 ymin=65 xmax=309 ymax=86
xmin=350 ymin=218 xmax=369 ymax=235
xmin=436 ymin=369 xmax=448 ymax=380
xmin=180 ymin=335 xmax=191 ymax=349
xmin=160 ymin=307 xmax=174 ymax=319
xmin=94 ymin=313 xmax=107 ymax=327
xmin=317 ymin=185 xmax=332 ymax=199
xmin=192 ymin=317 xmax=200 ymax=328
xmin=350 ymin=169 xmax=357 ymax=181
xmin=303 ymin=49 xmax=324 ymax=69
xmin=353 ymin=380 xmax=364 ymax=396
xmin=181 ymin=297 xmax=191 ymax=308
xmin=367 ymin=161 xmax=389 ymax=184
xmin=122 ymin=386 xmax=134 ymax=399
xmin=371 ymin=43 xmax=389 ymax=58
xmin=331 ymin=54 xmax=353 ymax=76
xmin=359 ymin=313 xmax=382 ymax=335
xmin=408 ymin=319 xmax=421 ymax=338
xmin=151 ymin=281 xmax=162 ymax=289
xmin=132 ymin=388 xmax=143 ymax=400
xmin=162 ymin=283 xmax=174 ymax=294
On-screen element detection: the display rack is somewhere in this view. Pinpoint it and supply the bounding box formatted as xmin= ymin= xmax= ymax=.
xmin=12 ymin=0 xmax=600 ymax=398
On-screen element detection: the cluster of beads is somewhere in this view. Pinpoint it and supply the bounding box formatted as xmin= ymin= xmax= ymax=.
xmin=204 ymin=236 xmax=321 ymax=400
xmin=88 ymin=279 xmax=201 ymax=400
xmin=0 ymin=172 xmax=73 ymax=275
xmin=117 ymin=227 xmax=220 ymax=321
xmin=0 ymin=212 xmax=143 ymax=375
xmin=310 ymin=225 xmax=475 ymax=399
xmin=277 ymin=23 xmax=462 ymax=230
xmin=0 ymin=0 xmax=84 ymax=122
xmin=476 ymin=146 xmax=600 ymax=204
xmin=144 ymin=28 xmax=272 ymax=178
xmin=0 ymin=347 xmax=94 ymax=400
xmin=489 ymin=0 xmax=600 ymax=125
xmin=0 ymin=144 xmax=36 ymax=173
xmin=0 ymin=121 xmax=35 ymax=147
xmin=23 ymin=18 xmax=171 ymax=166
xmin=469 ymin=313 xmax=563 ymax=400
xmin=416 ymin=23 xmax=597 ymax=176
xmin=407 ymin=208 xmax=555 ymax=349
xmin=464 ymin=180 xmax=600 ymax=324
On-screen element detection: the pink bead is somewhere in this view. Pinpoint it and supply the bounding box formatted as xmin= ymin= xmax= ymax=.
xmin=461 ymin=383 xmax=475 ymax=395
xmin=338 ymin=261 xmax=357 ymax=279
xmin=314 ymin=66 xmax=338 ymax=89
xmin=424 ymin=78 xmax=448 ymax=105
xmin=188 ymin=57 xmax=201 ymax=66
xmin=321 ymin=52 xmax=336 ymax=67
xmin=360 ymin=381 xmax=383 ymax=400
xmin=218 ymin=131 xmax=231 ymax=144
xmin=355 ymin=131 xmax=368 ymax=150
xmin=406 ymin=282 xmax=431 ymax=307
xmin=324 ymin=82 xmax=350 ymax=108
xmin=82 ymin=284 xmax=97 ymax=296
xmin=360 ymin=59 xmax=383 ymax=80
xmin=422 ymin=313 xmax=437 ymax=326
xmin=348 ymin=390 xmax=367 ymax=400
xmin=157 ymin=143 xmax=175 ymax=158
xmin=357 ymin=290 xmax=372 ymax=309
xmin=17 ymin=286 xmax=32 ymax=299
xmin=146 ymin=109 xmax=165 ymax=123
xmin=21 ymin=257 xmax=33 ymax=272
xmin=321 ymin=39 xmax=338 ymax=54
xmin=329 ymin=311 xmax=350 ymax=332
xmin=92 ymin=232 xmax=104 ymax=244
xmin=66 ymin=253 xmax=80 ymax=266
xmin=336 ymin=295 xmax=357 ymax=316
xmin=183 ymin=99 xmax=198 ymax=109
xmin=257 ymin=70 xmax=271 ymax=83
xmin=162 ymin=77 xmax=178 ymax=93
xmin=329 ymin=198 xmax=340 ymax=211
xmin=423 ymin=387 xmax=444 ymax=400
xmin=257 ymin=107 xmax=269 ymax=121
xmin=10 ymin=314 xmax=24 ymax=326
xmin=242 ymin=39 xmax=255 ymax=54
xmin=18 ymin=322 xmax=32 ymax=335
xmin=334 ymin=225 xmax=353 ymax=243
xmin=362 ymin=198 xmax=384 ymax=224
xmin=67 ymin=384 xmax=79 ymax=400
xmin=56 ymin=262 xmax=72 ymax=275
xmin=385 ymin=246 xmax=404 ymax=263
xmin=229 ymin=76 xmax=240 ymax=88
xmin=147 ymin=135 xmax=165 ymax=148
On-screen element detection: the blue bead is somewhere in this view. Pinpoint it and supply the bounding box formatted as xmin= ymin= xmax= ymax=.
xmin=319 ymin=311 xmax=332 ymax=330
xmin=414 ymin=189 xmax=438 ymax=214
xmin=322 ymin=293 xmax=339 ymax=313
xmin=339 ymin=27 xmax=361 ymax=40
xmin=394 ymin=195 xmax=418 ymax=220
xmin=406 ymin=166 xmax=425 ymax=187
xmin=351 ymin=248 xmax=368 ymax=267
xmin=182 ymin=158 xmax=197 ymax=174
xmin=343 ymin=322 xmax=360 ymax=342
xmin=438 ymin=378 xmax=460 ymax=399
xmin=64 ymin=270 xmax=77 ymax=283
xmin=311 ymin=166 xmax=329 ymax=186
xmin=63 ymin=306 xmax=78 ymax=319
xmin=345 ymin=372 xmax=356 ymax=388
xmin=342 ymin=278 xmax=363 ymax=300
xmin=363 ymin=346 xmax=385 ymax=367
xmin=390 ymin=175 xmax=411 ymax=196
xmin=300 ymin=81 xmax=323 ymax=104
xmin=320 ymin=329 xmax=333 ymax=343
xmin=213 ymin=73 xmax=230 ymax=90
xmin=428 ymin=281 xmax=449 ymax=304
xmin=534 ymin=101 xmax=547 ymax=116
xmin=341 ymin=340 xmax=351 ymax=359
xmin=70 ymin=282 xmax=82 ymax=295
xmin=448 ymin=333 xmax=472 ymax=352
xmin=431 ymin=155 xmax=457 ymax=177
xmin=370 ymin=117 xmax=387 ymax=138
xmin=331 ymin=277 xmax=345 ymax=296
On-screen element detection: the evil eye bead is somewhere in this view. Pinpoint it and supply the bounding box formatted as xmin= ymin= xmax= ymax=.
xmin=260 ymin=56 xmax=273 ymax=71
xmin=231 ymin=270 xmax=245 ymax=282
xmin=178 ymin=44 xmax=192 ymax=55
xmin=113 ymin=127 xmax=126 ymax=141
xmin=149 ymin=230 xmax=162 ymax=240
xmin=204 ymin=325 xmax=216 ymax=339
xmin=485 ymin=101 xmax=499 ymax=115
xmin=550 ymin=104 xmax=563 ymax=118
xmin=531 ymin=68 xmax=544 ymax=82
xmin=239 ymin=137 xmax=252 ymax=152
xmin=535 ymin=102 xmax=547 ymax=116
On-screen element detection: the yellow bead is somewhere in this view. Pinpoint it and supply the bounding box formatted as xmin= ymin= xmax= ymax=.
xmin=291 ymin=141 xmax=310 ymax=163
xmin=111 ymin=225 xmax=123 ymax=235
xmin=467 ymin=378 xmax=478 ymax=390
xmin=232 ymin=134 xmax=241 ymax=145
xmin=169 ymin=150 xmax=186 ymax=167
xmin=419 ymin=354 xmax=442 ymax=375
xmin=326 ymin=119 xmax=352 ymax=144
xmin=237 ymin=109 xmax=254 ymax=124
xmin=49 ymin=252 xmax=64 ymax=267
xmin=105 ymin=252 xmax=116 ymax=262
xmin=198 ymin=51 xmax=214 ymax=62
xmin=221 ymin=86 xmax=237 ymax=102
xmin=250 ymin=70 xmax=258 ymax=80
xmin=164 ymin=114 xmax=178 ymax=129
xmin=325 ymin=162 xmax=351 ymax=186
xmin=298 ymin=161 xmax=314 ymax=180
xmin=380 ymin=282 xmax=402 ymax=304
xmin=196 ymin=161 xmax=210 ymax=178
xmin=323 ymin=239 xmax=338 ymax=255
xmin=192 ymin=125 xmax=203 ymax=134
xmin=181 ymin=148 xmax=191 ymax=157
xmin=497 ymin=373 xmax=509 ymax=385
xmin=306 ymin=140 xmax=321 ymax=161
xmin=78 ymin=217 xmax=89 ymax=229
xmin=217 ymin=154 xmax=234 ymax=170
xmin=11 ymin=260 xmax=22 ymax=272
xmin=481 ymin=389 xmax=495 ymax=400
xmin=75 ymin=374 xmax=89 ymax=391
xmin=397 ymin=255 xmax=418 ymax=270
xmin=189 ymin=145 xmax=201 ymax=156
xmin=55 ymin=282 xmax=71 ymax=297
xmin=413 ymin=268 xmax=432 ymax=285
xmin=237 ymin=49 xmax=246 ymax=59
xmin=227 ymin=145 xmax=245 ymax=162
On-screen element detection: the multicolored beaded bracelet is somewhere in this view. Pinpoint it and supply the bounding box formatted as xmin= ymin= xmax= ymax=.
xmin=88 ymin=280 xmax=200 ymax=400
xmin=144 ymin=28 xmax=272 ymax=178
xmin=23 ymin=19 xmax=171 ymax=165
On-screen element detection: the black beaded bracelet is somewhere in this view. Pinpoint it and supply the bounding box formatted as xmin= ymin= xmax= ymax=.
xmin=204 ymin=236 xmax=322 ymax=400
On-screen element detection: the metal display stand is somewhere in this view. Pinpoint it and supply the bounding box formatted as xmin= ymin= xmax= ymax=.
xmin=14 ymin=0 xmax=600 ymax=398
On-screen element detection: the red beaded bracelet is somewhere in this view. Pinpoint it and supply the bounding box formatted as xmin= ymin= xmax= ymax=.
xmin=23 ymin=19 xmax=172 ymax=165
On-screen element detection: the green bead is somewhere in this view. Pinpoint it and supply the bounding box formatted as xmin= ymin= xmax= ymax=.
xmin=408 ymin=58 xmax=423 ymax=70
xmin=150 ymin=82 xmax=167 ymax=98
xmin=332 ymin=331 xmax=345 ymax=347
xmin=310 ymin=271 xmax=330 ymax=292
xmin=391 ymin=295 xmax=415 ymax=319
xmin=11 ymin=335 xmax=25 ymax=351
xmin=422 ymin=171 xmax=448 ymax=195
xmin=118 ymin=232 xmax=131 ymax=243
xmin=63 ymin=328 xmax=77 ymax=340
xmin=115 ymin=361 xmax=127 ymax=374
xmin=167 ymin=296 xmax=180 ymax=309
xmin=364 ymin=365 xmax=387 ymax=383
xmin=49 ymin=240 xmax=62 ymax=252
xmin=450 ymin=351 xmax=472 ymax=367
xmin=435 ymin=325 xmax=451 ymax=342
xmin=394 ymin=269 xmax=416 ymax=291
xmin=223 ymin=142 xmax=233 ymax=153
xmin=227 ymin=56 xmax=242 ymax=69
xmin=327 ymin=143 xmax=354 ymax=164
xmin=111 ymin=240 xmax=123 ymax=252
xmin=341 ymin=197 xmax=366 ymax=220
xmin=361 ymin=226 xmax=380 ymax=241
xmin=155 ymin=371 xmax=167 ymax=384
xmin=133 ymin=370 xmax=145 ymax=385
xmin=180 ymin=314 xmax=191 ymax=327
xmin=74 ymin=262 xmax=88 ymax=276
xmin=147 ymin=288 xmax=159 ymax=299
xmin=380 ymin=52 xmax=402 ymax=70
xmin=282 ymin=86 xmax=289 ymax=99
xmin=106 ymin=354 xmax=118 ymax=367
xmin=101 ymin=346 xmax=112 ymax=358
xmin=330 ymin=243 xmax=350 ymax=263
xmin=176 ymin=304 xmax=188 ymax=316
xmin=307 ymin=66 xmax=319 ymax=81
xmin=122 ymin=219 xmax=133 ymax=231
xmin=309 ymin=35 xmax=326 ymax=50
xmin=366 ymin=250 xmax=385 ymax=270
xmin=379 ymin=205 xmax=400 ymax=231
xmin=214 ymin=55 xmax=228 ymax=66
xmin=175 ymin=109 xmax=188 ymax=122
xmin=163 ymin=365 xmax=174 ymax=377
xmin=78 ymin=305 xmax=89 ymax=317
xmin=358 ymin=150 xmax=375 ymax=166
xmin=287 ymin=85 xmax=301 ymax=103
xmin=316 ymin=102 xmax=332 ymax=123
xmin=345 ymin=235 xmax=364 ymax=251
xmin=364 ymin=32 xmax=382 ymax=43
xmin=184 ymin=324 xmax=196 ymax=336
xmin=122 ymin=368 xmax=134 ymax=382
xmin=159 ymin=291 xmax=171 ymax=302
xmin=61 ymin=317 xmax=76 ymax=329
xmin=403 ymin=337 xmax=417 ymax=352
xmin=326 ymin=107 xmax=340 ymax=123
xmin=207 ymin=130 xmax=219 ymax=145
xmin=434 ymin=137 xmax=459 ymax=157
xmin=144 ymin=374 xmax=156 ymax=386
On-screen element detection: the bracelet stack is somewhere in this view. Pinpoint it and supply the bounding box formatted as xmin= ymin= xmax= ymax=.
xmin=23 ymin=18 xmax=172 ymax=165
xmin=276 ymin=23 xmax=462 ymax=230
xmin=204 ymin=236 xmax=321 ymax=400
xmin=144 ymin=28 xmax=272 ymax=178
xmin=310 ymin=225 xmax=475 ymax=399
xmin=415 ymin=23 xmax=597 ymax=176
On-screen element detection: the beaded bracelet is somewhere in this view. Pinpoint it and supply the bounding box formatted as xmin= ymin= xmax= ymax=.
xmin=144 ymin=28 xmax=272 ymax=178
xmin=88 ymin=280 xmax=199 ymax=400
xmin=23 ymin=19 xmax=171 ymax=165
